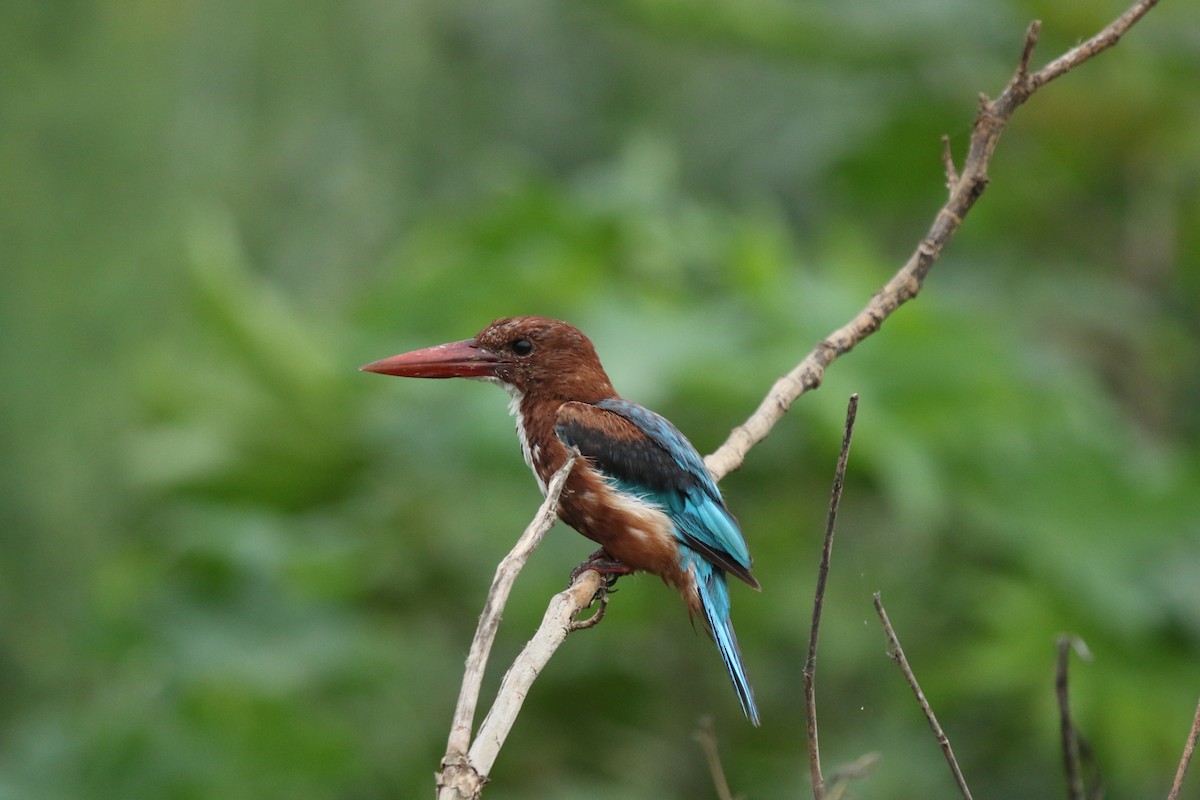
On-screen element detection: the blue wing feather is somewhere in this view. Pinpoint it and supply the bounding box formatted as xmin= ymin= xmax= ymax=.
xmin=592 ymin=399 xmax=754 ymax=576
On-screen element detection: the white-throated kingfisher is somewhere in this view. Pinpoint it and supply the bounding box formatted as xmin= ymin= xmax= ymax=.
xmin=362 ymin=316 xmax=760 ymax=725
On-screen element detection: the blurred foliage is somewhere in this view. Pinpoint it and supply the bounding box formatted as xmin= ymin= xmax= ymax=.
xmin=2 ymin=0 xmax=1198 ymax=798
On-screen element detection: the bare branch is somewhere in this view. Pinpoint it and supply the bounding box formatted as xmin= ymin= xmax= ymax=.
xmin=1167 ymin=699 xmax=1200 ymax=800
xmin=874 ymin=593 xmax=973 ymax=800
xmin=704 ymin=0 xmax=1160 ymax=482
xmin=468 ymin=569 xmax=605 ymax=776
xmin=804 ymin=394 xmax=860 ymax=800
xmin=437 ymin=455 xmax=578 ymax=799
xmin=438 ymin=564 xmax=605 ymax=799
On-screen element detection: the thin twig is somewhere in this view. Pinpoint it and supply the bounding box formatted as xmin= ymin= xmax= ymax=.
xmin=1057 ymin=636 xmax=1101 ymax=799
xmin=1167 ymin=699 xmax=1200 ymax=800
xmin=874 ymin=593 xmax=973 ymax=800
xmin=1028 ymin=0 xmax=1159 ymax=90
xmin=695 ymin=717 xmax=739 ymax=800
xmin=804 ymin=394 xmax=860 ymax=800
xmin=1057 ymin=636 xmax=1085 ymax=800
xmin=704 ymin=0 xmax=1160 ymax=482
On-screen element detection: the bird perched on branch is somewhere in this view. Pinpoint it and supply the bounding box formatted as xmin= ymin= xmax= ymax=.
xmin=362 ymin=315 xmax=760 ymax=725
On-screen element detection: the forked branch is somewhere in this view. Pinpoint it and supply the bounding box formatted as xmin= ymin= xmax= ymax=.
xmin=436 ymin=455 xmax=587 ymax=800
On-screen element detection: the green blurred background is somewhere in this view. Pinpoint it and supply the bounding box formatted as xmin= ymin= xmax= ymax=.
xmin=2 ymin=0 xmax=1198 ymax=797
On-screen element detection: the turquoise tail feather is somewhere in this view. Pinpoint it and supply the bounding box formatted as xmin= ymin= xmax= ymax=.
xmin=691 ymin=556 xmax=760 ymax=726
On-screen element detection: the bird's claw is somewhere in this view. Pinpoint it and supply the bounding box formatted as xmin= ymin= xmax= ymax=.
xmin=569 ymin=579 xmax=611 ymax=631
xmin=567 ymin=548 xmax=621 ymax=631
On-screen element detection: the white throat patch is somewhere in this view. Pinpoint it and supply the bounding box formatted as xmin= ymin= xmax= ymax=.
xmin=489 ymin=380 xmax=547 ymax=495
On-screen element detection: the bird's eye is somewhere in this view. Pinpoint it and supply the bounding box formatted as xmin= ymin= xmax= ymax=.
xmin=510 ymin=338 xmax=534 ymax=356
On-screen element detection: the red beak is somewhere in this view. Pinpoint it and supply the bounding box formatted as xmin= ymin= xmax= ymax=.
xmin=360 ymin=338 xmax=504 ymax=379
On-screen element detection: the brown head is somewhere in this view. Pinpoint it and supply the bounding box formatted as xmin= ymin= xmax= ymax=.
xmin=361 ymin=316 xmax=617 ymax=403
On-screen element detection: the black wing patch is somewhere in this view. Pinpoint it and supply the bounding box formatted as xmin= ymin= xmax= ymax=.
xmin=554 ymin=402 xmax=702 ymax=495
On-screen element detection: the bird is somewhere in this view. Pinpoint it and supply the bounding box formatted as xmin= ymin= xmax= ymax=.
xmin=362 ymin=315 xmax=760 ymax=725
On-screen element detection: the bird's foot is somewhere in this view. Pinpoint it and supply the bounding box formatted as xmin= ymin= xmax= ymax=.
xmin=569 ymin=548 xmax=634 ymax=589
xmin=569 ymin=550 xmax=626 ymax=631
xmin=569 ymin=581 xmax=610 ymax=631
